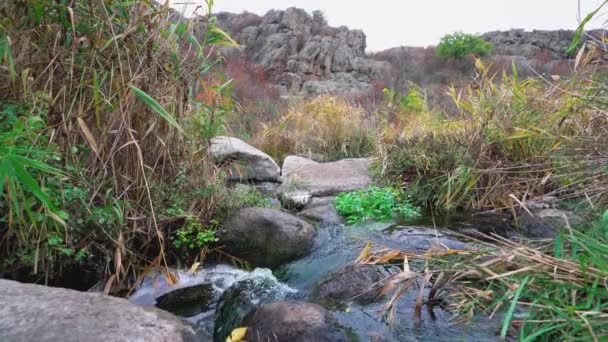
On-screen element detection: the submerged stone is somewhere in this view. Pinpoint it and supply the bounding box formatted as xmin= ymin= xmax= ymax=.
xmin=243 ymin=301 xmax=350 ymax=342
xmin=155 ymin=283 xmax=214 ymax=317
xmin=214 ymin=277 xmax=296 ymax=342
xmin=310 ymin=264 xmax=386 ymax=309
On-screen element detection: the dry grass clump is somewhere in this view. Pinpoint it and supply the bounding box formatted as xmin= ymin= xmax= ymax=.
xmin=252 ymin=95 xmax=378 ymax=162
xmin=358 ymin=218 xmax=608 ymax=341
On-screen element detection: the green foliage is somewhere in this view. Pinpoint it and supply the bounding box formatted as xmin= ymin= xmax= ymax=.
xmin=0 ymin=100 xmax=74 ymax=269
xmin=398 ymin=90 xmax=426 ymax=113
xmin=382 ymin=87 xmax=426 ymax=117
xmin=567 ymin=0 xmax=608 ymax=55
xmin=335 ymin=186 xmax=421 ymax=225
xmin=436 ymin=32 xmax=493 ymax=59
xmin=172 ymin=214 xmax=218 ymax=250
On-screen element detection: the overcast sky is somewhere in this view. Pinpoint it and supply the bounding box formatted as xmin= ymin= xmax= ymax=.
xmin=172 ymin=0 xmax=607 ymax=51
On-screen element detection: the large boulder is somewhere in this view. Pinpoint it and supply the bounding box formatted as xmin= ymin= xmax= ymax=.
xmin=298 ymin=196 xmax=342 ymax=224
xmin=310 ymin=264 xmax=386 ymax=308
xmin=278 ymin=158 xmax=374 ymax=197
xmin=210 ymin=136 xmax=280 ymax=182
xmin=219 ymin=208 xmax=317 ymax=268
xmin=0 ymin=279 xmax=201 ymax=342
xmin=214 ymin=277 xmax=295 ymax=342
xmin=242 ymin=301 xmax=350 ymax=342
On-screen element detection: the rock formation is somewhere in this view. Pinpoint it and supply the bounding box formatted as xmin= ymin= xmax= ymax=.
xmin=215 ymin=8 xmax=391 ymax=97
xmin=482 ymin=29 xmax=604 ymax=59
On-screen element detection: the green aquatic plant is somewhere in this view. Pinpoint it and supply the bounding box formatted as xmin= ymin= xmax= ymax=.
xmin=335 ymin=186 xmax=421 ymax=225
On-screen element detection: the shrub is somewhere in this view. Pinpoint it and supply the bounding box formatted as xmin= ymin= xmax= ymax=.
xmin=335 ymin=186 xmax=421 ymax=225
xmin=436 ymin=32 xmax=493 ymax=59
xmin=254 ymin=96 xmax=377 ymax=162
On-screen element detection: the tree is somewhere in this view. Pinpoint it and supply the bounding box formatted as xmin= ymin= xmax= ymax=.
xmin=436 ymin=32 xmax=493 ymax=59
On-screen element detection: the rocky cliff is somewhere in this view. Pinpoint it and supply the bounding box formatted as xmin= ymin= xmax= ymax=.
xmin=215 ymin=8 xmax=390 ymax=97
xmin=212 ymin=8 xmax=601 ymax=97
xmin=482 ymin=29 xmax=603 ymax=59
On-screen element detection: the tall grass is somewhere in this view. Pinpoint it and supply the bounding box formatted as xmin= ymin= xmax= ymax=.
xmin=380 ymin=58 xmax=608 ymax=212
xmin=0 ymin=0 xmax=237 ymax=291
xmin=253 ymin=95 xmax=378 ymax=162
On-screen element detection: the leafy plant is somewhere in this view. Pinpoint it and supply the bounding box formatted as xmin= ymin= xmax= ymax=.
xmin=335 ymin=186 xmax=421 ymax=224
xmin=172 ymin=214 xmax=218 ymax=250
xmin=436 ymin=32 xmax=493 ymax=59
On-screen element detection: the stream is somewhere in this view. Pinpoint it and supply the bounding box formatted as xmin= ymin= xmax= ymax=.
xmin=130 ymin=215 xmax=509 ymax=341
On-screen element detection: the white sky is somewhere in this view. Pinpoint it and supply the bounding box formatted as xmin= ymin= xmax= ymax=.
xmin=171 ymin=0 xmax=607 ymax=51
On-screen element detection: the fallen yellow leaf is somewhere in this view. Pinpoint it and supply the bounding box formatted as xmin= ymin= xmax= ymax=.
xmin=226 ymin=327 xmax=248 ymax=342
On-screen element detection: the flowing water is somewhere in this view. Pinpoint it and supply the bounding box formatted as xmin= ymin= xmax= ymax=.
xmin=130 ymin=215 xmax=507 ymax=341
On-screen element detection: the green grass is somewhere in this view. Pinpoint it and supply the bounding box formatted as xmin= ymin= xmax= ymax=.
xmin=335 ymin=186 xmax=421 ymax=225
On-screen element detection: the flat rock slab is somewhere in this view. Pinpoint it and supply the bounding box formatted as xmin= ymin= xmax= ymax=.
xmin=0 ymin=279 xmax=201 ymax=342
xmin=281 ymin=155 xmax=319 ymax=175
xmin=379 ymin=225 xmax=469 ymax=252
xmin=278 ymin=158 xmax=375 ymax=197
xmin=210 ymin=136 xmax=280 ymax=182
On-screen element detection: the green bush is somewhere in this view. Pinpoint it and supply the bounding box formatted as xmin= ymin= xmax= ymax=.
xmin=335 ymin=186 xmax=421 ymax=225
xmin=436 ymin=32 xmax=493 ymax=59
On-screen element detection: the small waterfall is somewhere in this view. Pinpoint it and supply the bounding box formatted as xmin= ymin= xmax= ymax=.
xmin=129 ymin=264 xmax=296 ymax=307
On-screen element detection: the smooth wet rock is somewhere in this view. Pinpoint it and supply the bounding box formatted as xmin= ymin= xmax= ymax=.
xmin=243 ymin=301 xmax=349 ymax=342
xmin=214 ymin=277 xmax=295 ymax=342
xmin=281 ymin=155 xmax=319 ymax=175
xmin=279 ymin=190 xmax=313 ymax=210
xmin=278 ymin=158 xmax=374 ymax=197
xmin=220 ymin=207 xmax=317 ymax=268
xmin=155 ymin=283 xmax=214 ymax=317
xmin=0 ymin=279 xmax=200 ymax=342
xmin=298 ymin=196 xmax=342 ymax=224
xmin=210 ymin=136 xmax=280 ymax=182
xmin=311 ymin=264 xmax=385 ymax=308
xmin=517 ymin=208 xmax=584 ymax=238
